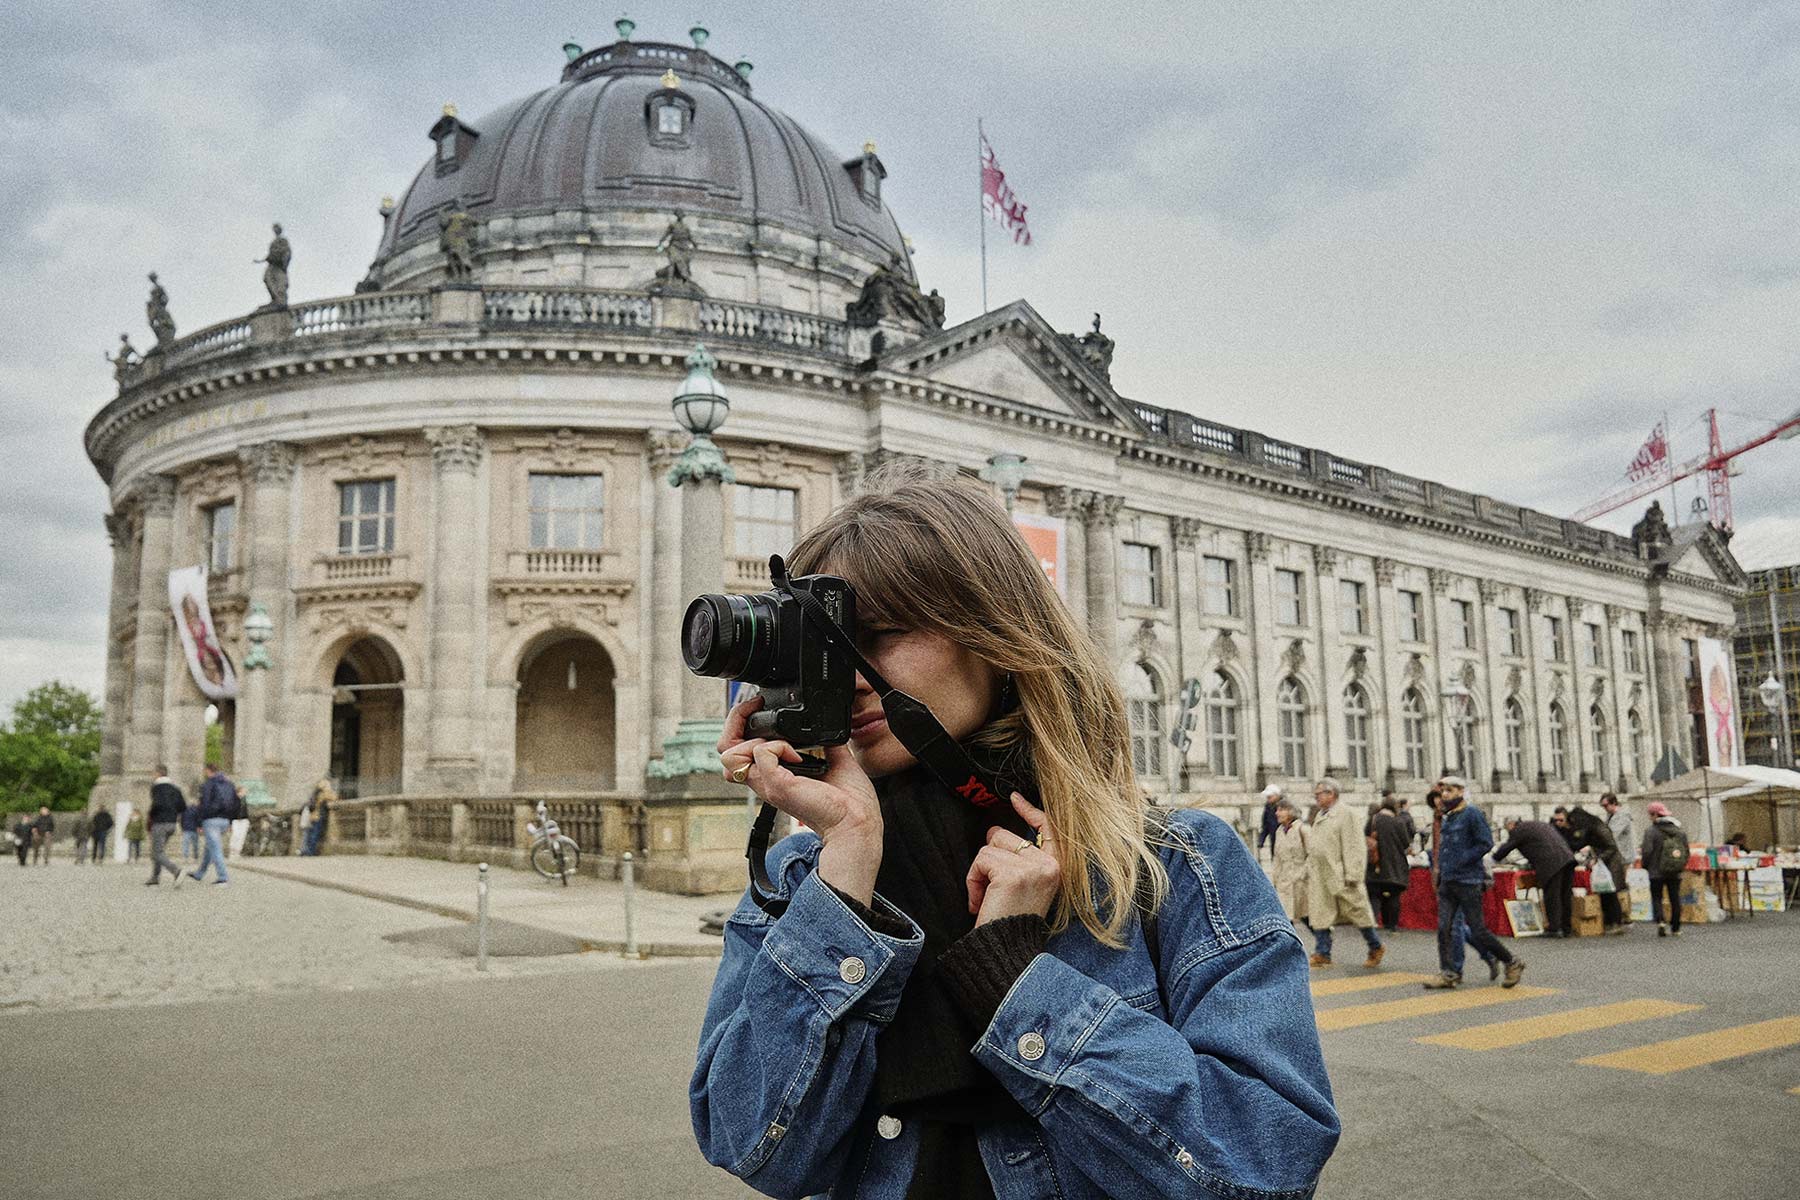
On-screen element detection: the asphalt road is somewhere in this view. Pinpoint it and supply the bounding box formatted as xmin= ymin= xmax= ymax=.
xmin=5 ymin=877 xmax=1798 ymax=1199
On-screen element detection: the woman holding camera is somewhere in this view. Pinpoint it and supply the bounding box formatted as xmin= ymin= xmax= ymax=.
xmin=692 ymin=470 xmax=1337 ymax=1199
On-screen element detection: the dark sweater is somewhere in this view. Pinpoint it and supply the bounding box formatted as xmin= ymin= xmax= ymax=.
xmin=1493 ymin=819 xmax=1574 ymax=878
xmin=149 ymin=781 xmax=186 ymax=825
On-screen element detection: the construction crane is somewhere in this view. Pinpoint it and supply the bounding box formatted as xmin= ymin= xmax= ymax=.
xmin=1570 ymin=406 xmax=1800 ymax=533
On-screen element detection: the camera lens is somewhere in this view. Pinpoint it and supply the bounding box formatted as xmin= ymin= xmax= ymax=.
xmin=681 ymin=592 xmax=778 ymax=680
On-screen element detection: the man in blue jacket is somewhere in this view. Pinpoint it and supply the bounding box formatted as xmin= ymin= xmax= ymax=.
xmin=1425 ymin=776 xmax=1524 ymax=990
xmin=189 ymin=762 xmax=237 ymax=885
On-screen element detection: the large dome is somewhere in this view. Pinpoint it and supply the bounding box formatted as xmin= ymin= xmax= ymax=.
xmin=375 ymin=38 xmax=909 ymax=274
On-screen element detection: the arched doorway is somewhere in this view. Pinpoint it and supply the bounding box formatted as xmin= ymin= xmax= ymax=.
xmin=330 ymin=638 xmax=405 ymax=798
xmin=515 ymin=634 xmax=615 ymax=791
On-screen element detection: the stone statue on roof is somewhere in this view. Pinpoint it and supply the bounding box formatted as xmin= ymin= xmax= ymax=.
xmin=1063 ymin=312 xmax=1115 ymax=380
xmin=845 ymin=254 xmax=942 ymax=330
xmin=255 ymin=223 xmax=291 ymax=309
xmin=105 ymin=333 xmax=140 ymax=386
xmin=649 ymin=214 xmax=703 ymax=296
xmin=145 ymin=273 xmax=176 ymax=350
xmin=438 ymin=202 xmax=476 ymax=284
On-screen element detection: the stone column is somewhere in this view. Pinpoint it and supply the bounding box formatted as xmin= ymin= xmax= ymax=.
xmin=1045 ymin=487 xmax=1089 ymax=624
xmin=1478 ymin=579 xmax=1505 ymax=789
xmin=1372 ymin=558 xmax=1403 ymax=784
xmin=1647 ymin=600 xmax=1685 ymax=763
xmin=423 ymin=425 xmax=486 ymax=792
xmin=1565 ymin=595 xmax=1591 ymax=787
xmin=1171 ymin=518 xmax=1207 ymax=779
xmin=1244 ymin=532 xmax=1280 ymax=784
xmin=1084 ymin=494 xmax=1122 ymax=664
xmin=1605 ymin=604 xmax=1632 ymax=788
xmin=234 ymin=442 xmax=297 ymax=807
xmin=95 ymin=512 xmax=135 ymax=800
xmin=123 ymin=476 xmax=177 ymax=786
xmin=1522 ymin=588 xmax=1550 ymax=786
xmin=647 ymin=431 xmax=687 ymax=756
xmin=1312 ymin=546 xmax=1343 ymax=777
xmin=1426 ymin=568 xmax=1453 ymax=776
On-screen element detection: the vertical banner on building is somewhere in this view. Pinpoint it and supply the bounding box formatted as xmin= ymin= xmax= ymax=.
xmin=1011 ymin=512 xmax=1066 ymax=599
xmin=1697 ymin=636 xmax=1740 ymax=767
xmin=168 ymin=566 xmax=238 ymax=701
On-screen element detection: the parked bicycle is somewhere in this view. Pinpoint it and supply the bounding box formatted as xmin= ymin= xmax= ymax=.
xmin=526 ymin=800 xmax=580 ymax=885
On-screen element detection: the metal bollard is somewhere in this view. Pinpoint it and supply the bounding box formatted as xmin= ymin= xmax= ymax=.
xmin=476 ymin=862 xmax=490 ymax=972
xmin=621 ymin=851 xmax=638 ymax=958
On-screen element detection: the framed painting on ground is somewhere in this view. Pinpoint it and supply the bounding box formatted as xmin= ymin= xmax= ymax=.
xmin=1504 ymin=898 xmax=1546 ymax=937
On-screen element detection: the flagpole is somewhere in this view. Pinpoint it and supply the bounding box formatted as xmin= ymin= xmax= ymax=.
xmin=1664 ymin=409 xmax=1678 ymax=525
xmin=978 ymin=116 xmax=989 ymax=314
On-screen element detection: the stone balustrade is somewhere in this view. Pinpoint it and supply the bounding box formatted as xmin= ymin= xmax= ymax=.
xmin=322 ymin=794 xmax=628 ymax=875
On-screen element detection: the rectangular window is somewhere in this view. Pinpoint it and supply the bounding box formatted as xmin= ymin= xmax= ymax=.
xmin=1584 ymin=621 xmax=1604 ymax=667
xmin=1501 ymin=607 xmax=1522 ymax=657
xmin=1275 ymin=569 xmax=1306 ymax=626
xmin=1121 ymin=542 xmax=1162 ymax=608
xmin=337 ymin=479 xmax=396 ymax=555
xmin=204 ymin=501 xmax=236 ymax=575
xmin=1622 ymin=629 xmax=1642 ymax=673
xmin=1453 ymin=599 xmax=1475 ymax=649
xmin=1201 ymin=555 xmax=1236 ymax=616
xmin=732 ymin=485 xmax=797 ymax=560
xmin=1339 ymin=579 xmax=1368 ymax=635
xmin=1399 ymin=589 xmax=1425 ymax=643
xmin=1545 ymin=616 xmax=1566 ymax=662
xmin=528 ymin=473 xmax=604 ymax=550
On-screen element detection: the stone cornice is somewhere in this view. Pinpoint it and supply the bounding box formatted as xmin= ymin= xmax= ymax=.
xmin=293 ymin=580 xmax=422 ymax=606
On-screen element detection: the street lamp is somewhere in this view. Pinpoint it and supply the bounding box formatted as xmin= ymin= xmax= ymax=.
xmin=1758 ymin=671 xmax=1790 ymax=766
xmin=666 ymin=344 xmax=735 ymax=490
xmin=979 ymin=451 xmax=1029 ymax=514
xmin=1441 ymin=681 xmax=1472 ymax=775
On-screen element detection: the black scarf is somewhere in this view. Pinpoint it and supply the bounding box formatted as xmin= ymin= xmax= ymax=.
xmin=869 ymin=744 xmax=1037 ymax=1199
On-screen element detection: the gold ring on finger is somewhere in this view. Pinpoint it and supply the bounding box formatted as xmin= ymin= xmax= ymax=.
xmin=730 ymin=764 xmax=751 ymax=784
xmin=1015 ymin=838 xmax=1031 ymax=854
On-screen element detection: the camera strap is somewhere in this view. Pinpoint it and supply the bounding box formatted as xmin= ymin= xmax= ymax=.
xmin=744 ymin=556 xmax=1025 ymax=915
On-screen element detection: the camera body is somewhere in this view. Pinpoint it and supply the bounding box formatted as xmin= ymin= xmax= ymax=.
xmin=681 ymin=570 xmax=857 ymax=750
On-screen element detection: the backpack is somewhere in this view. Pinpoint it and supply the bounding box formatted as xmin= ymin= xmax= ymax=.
xmin=1657 ymin=823 xmax=1690 ymax=875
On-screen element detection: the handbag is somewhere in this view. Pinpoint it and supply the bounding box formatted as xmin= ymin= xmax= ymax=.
xmin=1590 ymin=860 xmax=1615 ymax=894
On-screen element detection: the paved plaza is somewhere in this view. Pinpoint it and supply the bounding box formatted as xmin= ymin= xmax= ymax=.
xmin=3 ymin=856 xmax=1798 ymax=1199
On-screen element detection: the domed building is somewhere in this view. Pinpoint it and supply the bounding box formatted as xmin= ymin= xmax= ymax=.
xmin=87 ymin=26 xmax=1745 ymax=892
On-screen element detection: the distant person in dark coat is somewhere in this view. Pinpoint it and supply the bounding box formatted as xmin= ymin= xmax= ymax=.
xmin=179 ymin=799 xmax=201 ymax=860
xmin=89 ymin=808 xmax=114 ymax=863
xmin=1363 ymin=797 xmax=1412 ymax=932
xmin=1494 ymin=817 xmax=1576 ymax=937
xmin=1554 ymin=805 xmax=1627 ymax=934
xmin=1425 ymin=776 xmax=1523 ymax=990
xmin=11 ymin=815 xmax=31 ymax=866
xmin=1601 ymin=793 xmax=1636 ymax=925
xmin=69 ymin=812 xmax=92 ymax=864
xmin=1256 ymin=784 xmax=1283 ymax=861
xmin=145 ymin=767 xmax=187 ymax=886
xmin=31 ymin=807 xmax=54 ymax=864
xmin=1640 ymin=802 xmax=1690 ymax=937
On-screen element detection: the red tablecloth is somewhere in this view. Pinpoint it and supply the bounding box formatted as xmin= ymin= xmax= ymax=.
xmin=1396 ymin=867 xmax=1589 ymax=936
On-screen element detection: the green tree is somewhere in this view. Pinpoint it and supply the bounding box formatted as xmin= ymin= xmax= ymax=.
xmin=0 ymin=682 xmax=102 ymax=814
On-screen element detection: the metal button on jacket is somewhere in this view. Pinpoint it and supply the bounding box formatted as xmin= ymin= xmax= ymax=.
xmin=1175 ymin=1148 xmax=1195 ymax=1169
xmin=877 ymin=1115 xmax=903 ymax=1140
xmin=1017 ymin=1031 xmax=1047 ymax=1061
xmin=838 ymin=956 xmax=867 ymax=985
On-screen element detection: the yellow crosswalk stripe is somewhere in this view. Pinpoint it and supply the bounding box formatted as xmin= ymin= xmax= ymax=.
xmin=1416 ymin=999 xmax=1702 ymax=1051
xmin=1579 ymin=1017 xmax=1800 ymax=1075
xmin=1311 ymin=972 xmax=1438 ymax=998
xmin=1316 ymin=986 xmax=1559 ymax=1032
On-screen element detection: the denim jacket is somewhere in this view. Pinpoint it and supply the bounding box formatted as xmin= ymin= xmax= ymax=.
xmin=691 ymin=808 xmax=1339 ymax=1199
xmin=1436 ymin=804 xmax=1493 ymax=886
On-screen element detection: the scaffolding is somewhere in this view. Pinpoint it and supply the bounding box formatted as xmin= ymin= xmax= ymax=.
xmin=1734 ymin=563 xmax=1800 ymax=769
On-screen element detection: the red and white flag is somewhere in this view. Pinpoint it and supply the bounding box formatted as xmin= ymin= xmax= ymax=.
xmin=981 ymin=134 xmax=1033 ymax=246
xmin=1626 ymin=423 xmax=1669 ymax=481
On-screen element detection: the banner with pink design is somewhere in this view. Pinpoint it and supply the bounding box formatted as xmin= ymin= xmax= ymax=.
xmin=1696 ymin=636 xmax=1740 ymax=768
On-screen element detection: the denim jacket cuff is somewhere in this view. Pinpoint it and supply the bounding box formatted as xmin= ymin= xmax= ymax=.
xmin=760 ymin=871 xmax=923 ymax=1023
xmin=971 ymin=951 xmax=1114 ymax=1115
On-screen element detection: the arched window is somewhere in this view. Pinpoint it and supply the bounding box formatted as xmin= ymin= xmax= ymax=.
xmin=1503 ymin=698 xmax=1525 ymax=781
xmin=1343 ymin=683 xmax=1371 ymax=779
xmin=1126 ymin=664 xmax=1164 ymax=779
xmin=1628 ymin=710 xmax=1646 ymax=781
xmin=1590 ymin=705 xmax=1609 ymax=784
xmin=1401 ymin=688 xmax=1427 ymax=778
xmin=1277 ymin=677 xmax=1309 ymax=778
xmin=1206 ymin=671 xmax=1241 ymax=780
xmin=1548 ymin=702 xmax=1567 ymax=780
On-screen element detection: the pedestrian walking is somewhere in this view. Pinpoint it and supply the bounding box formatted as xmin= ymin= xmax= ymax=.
xmin=1364 ymin=796 xmax=1412 ymax=933
xmin=1425 ymin=776 xmax=1523 ymax=989
xmin=145 ymin=768 xmax=187 ymax=887
xmin=1392 ymin=790 xmax=1419 ymax=851
xmin=1601 ymin=793 xmax=1636 ymax=924
xmin=1426 ymin=785 xmax=1500 ymax=982
xmin=69 ymin=811 xmax=92 ymax=864
xmin=124 ymin=809 xmax=145 ymax=861
xmin=89 ymin=808 xmax=114 ymax=863
xmin=301 ymin=778 xmax=334 ymax=856
xmin=1257 ymin=783 xmax=1283 ymax=862
xmin=1640 ymin=802 xmax=1690 ymax=937
xmin=12 ymin=813 xmax=33 ymax=866
xmin=1304 ymin=779 xmax=1384 ymax=968
xmin=1494 ymin=816 xmax=1576 ymax=938
xmin=1272 ymin=797 xmax=1310 ymax=925
xmin=188 ymin=762 xmax=236 ymax=885
xmin=1554 ymin=805 xmax=1628 ymax=934
xmin=179 ymin=800 xmax=201 ymax=860
xmin=31 ymin=807 xmax=54 ymax=864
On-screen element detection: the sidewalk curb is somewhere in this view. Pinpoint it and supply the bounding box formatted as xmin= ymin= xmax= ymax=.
xmin=229 ymin=860 xmax=724 ymax=959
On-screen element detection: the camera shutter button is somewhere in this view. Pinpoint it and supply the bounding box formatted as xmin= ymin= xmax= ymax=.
xmin=839 ymin=956 xmax=867 ymax=985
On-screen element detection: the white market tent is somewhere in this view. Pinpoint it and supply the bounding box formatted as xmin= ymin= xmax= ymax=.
xmin=1634 ymin=765 xmax=1800 ymax=850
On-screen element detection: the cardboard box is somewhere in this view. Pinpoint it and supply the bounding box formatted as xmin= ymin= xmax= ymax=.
xmin=1574 ymin=913 xmax=1606 ymax=937
xmin=1575 ymin=893 xmax=1602 ymax=919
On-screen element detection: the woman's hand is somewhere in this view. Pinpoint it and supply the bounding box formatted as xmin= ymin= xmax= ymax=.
xmin=966 ymin=793 xmax=1062 ymax=927
xmin=718 ymin=695 xmax=884 ymax=905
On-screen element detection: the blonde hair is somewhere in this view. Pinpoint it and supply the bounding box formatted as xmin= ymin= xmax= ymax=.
xmin=788 ymin=462 xmax=1168 ymax=946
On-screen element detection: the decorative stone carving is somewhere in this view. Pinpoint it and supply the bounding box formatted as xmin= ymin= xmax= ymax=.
xmin=256 ymin=223 xmax=291 ymax=310
xmin=1505 ymin=664 xmax=1524 ymax=694
xmin=1130 ymin=619 xmax=1158 ymax=665
xmin=307 ymin=601 xmax=413 ymax=635
xmin=1630 ymin=501 xmax=1672 ymax=558
xmin=1628 ymin=681 xmax=1643 ymax=706
xmin=1478 ymin=579 xmax=1500 ymax=604
xmin=648 ymin=430 xmax=686 ymax=474
xmin=1604 ymin=603 xmax=1625 ymax=624
xmin=1373 ymin=557 xmax=1396 ymax=586
xmin=1403 ymin=653 xmax=1426 ymax=685
xmin=1085 ymin=494 xmax=1123 ymax=530
xmin=426 ymin=424 xmax=485 ymax=473
xmin=1173 ymin=517 xmax=1204 ymax=549
xmin=106 ymin=333 xmax=140 ymax=387
xmin=1566 ymin=596 xmax=1585 ymax=619
xmin=1246 ymin=531 xmax=1271 ymax=562
xmin=648 ymin=214 xmax=703 ymax=296
xmin=317 ymin=435 xmax=406 ymax=478
xmin=1282 ymin=638 xmax=1307 ymax=675
xmin=1549 ymin=672 xmax=1567 ymax=699
xmin=1044 ymin=486 xmax=1091 ymax=519
xmin=1060 ymin=313 xmax=1115 ymax=380
xmin=753 ymin=441 xmax=807 ymax=482
xmin=239 ymin=441 xmax=298 ymax=485
xmin=845 ymin=254 xmax=940 ymax=329
xmin=1311 ymin=545 xmax=1338 ymax=574
xmin=130 ymin=474 xmax=177 ymax=517
xmin=438 ymin=202 xmax=477 ymax=284
xmin=1428 ymin=567 xmax=1452 ymax=594
xmin=145 ymin=273 xmax=176 ymax=350
xmin=1524 ymin=587 xmax=1547 ymax=612
xmin=1590 ymin=676 xmax=1606 ymax=702
xmin=104 ymin=512 xmax=130 ymax=548
xmin=546 ymin=428 xmax=585 ymax=470
xmin=1213 ymin=629 xmax=1239 ymax=663
xmin=1347 ymin=645 xmax=1368 ymax=680
xmin=835 ymin=451 xmax=867 ymax=498
xmin=1459 ymin=661 xmax=1478 ymax=689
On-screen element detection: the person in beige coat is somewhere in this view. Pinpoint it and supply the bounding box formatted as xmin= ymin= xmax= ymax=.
xmin=1272 ymin=798 xmax=1310 ymax=924
xmin=1304 ymin=778 xmax=1384 ymax=969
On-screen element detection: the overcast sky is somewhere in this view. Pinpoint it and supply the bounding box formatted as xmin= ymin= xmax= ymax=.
xmin=3 ymin=0 xmax=1797 ymax=712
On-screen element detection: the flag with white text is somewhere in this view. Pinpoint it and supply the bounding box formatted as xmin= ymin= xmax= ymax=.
xmin=981 ymin=134 xmax=1033 ymax=246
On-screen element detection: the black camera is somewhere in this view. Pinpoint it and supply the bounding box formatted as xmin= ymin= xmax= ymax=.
xmin=681 ymin=566 xmax=857 ymax=752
